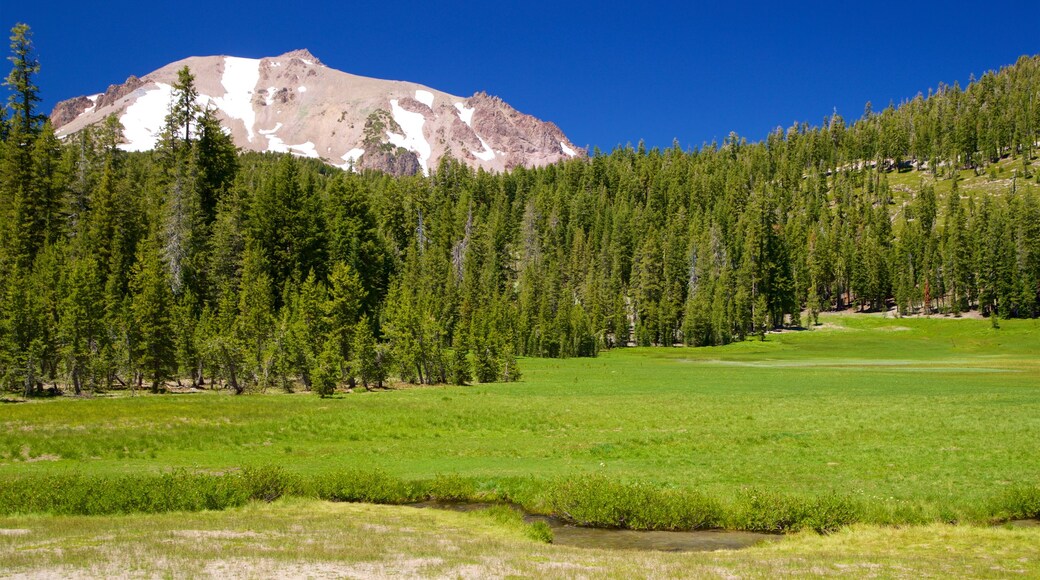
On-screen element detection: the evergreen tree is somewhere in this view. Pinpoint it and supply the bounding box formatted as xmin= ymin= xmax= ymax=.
xmin=129 ymin=235 xmax=176 ymax=393
xmin=58 ymin=251 xmax=103 ymax=394
xmin=325 ymin=261 xmax=366 ymax=379
xmin=237 ymin=243 xmax=274 ymax=389
xmin=351 ymin=315 xmax=378 ymax=390
xmin=4 ymin=24 xmax=44 ymax=134
xmin=311 ymin=338 xmax=339 ymax=398
xmin=448 ymin=332 xmax=472 ymax=386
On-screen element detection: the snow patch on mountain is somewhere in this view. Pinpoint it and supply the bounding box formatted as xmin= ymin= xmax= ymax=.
xmin=298 ymin=86 xmax=307 ymax=93
xmin=560 ymin=141 xmax=576 ymax=157
xmin=454 ymin=102 xmax=474 ymax=126
xmin=472 ymin=137 xmax=496 ymax=161
xmin=388 ymin=99 xmax=431 ymax=175
xmin=258 ymin=123 xmax=282 ymax=135
xmin=335 ymin=147 xmax=366 ymax=171
xmin=415 ymin=90 xmax=434 ymax=108
xmin=265 ymin=87 xmax=277 ymax=106
xmin=118 ymin=83 xmax=175 ymax=152
xmin=258 ymin=122 xmax=317 ymax=159
xmin=266 ymin=135 xmax=318 ymax=158
xmin=290 ymin=142 xmax=318 ymax=157
xmin=211 ymin=57 xmax=260 ymax=142
xmin=83 ymin=94 xmax=100 ymax=116
xmin=453 ymin=101 xmax=494 ymax=160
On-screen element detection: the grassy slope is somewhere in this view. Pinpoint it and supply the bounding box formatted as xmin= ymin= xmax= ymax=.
xmin=2 ymin=314 xmax=1039 ymax=522
xmin=885 ymin=156 xmax=1040 ymax=218
xmin=1 ymin=499 xmax=1038 ymax=578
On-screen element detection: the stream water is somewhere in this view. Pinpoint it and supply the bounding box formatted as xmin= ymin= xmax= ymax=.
xmin=409 ymin=501 xmax=779 ymax=552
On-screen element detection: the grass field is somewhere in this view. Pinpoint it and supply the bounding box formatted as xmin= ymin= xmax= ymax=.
xmin=2 ymin=313 xmax=1039 ymax=575
xmin=2 ymin=499 xmax=1039 ymax=578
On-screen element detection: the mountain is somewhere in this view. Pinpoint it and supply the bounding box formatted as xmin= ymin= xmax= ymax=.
xmin=49 ymin=49 xmax=583 ymax=175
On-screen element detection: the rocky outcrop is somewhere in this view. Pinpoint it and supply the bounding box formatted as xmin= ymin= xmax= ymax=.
xmin=94 ymin=76 xmax=146 ymax=111
xmin=468 ymin=92 xmax=575 ymax=169
xmin=50 ymin=95 xmax=94 ymax=127
xmin=50 ymin=50 xmax=584 ymax=176
xmin=358 ymin=148 xmax=421 ymax=175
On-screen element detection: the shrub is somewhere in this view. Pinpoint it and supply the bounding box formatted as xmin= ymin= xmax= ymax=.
xmin=242 ymin=465 xmax=299 ymax=502
xmin=313 ymin=469 xmax=420 ymax=504
xmin=525 ymin=520 xmax=554 ymax=543
xmin=426 ymin=474 xmax=478 ymax=502
xmin=472 ymin=504 xmax=554 ymax=544
xmin=546 ymin=475 xmax=722 ymax=530
xmin=729 ymin=488 xmax=860 ymax=533
xmin=0 ymin=471 xmax=252 ymax=516
xmin=991 ymin=484 xmax=1040 ymax=521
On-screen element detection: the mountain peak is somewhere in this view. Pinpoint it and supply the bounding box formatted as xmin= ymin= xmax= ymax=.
xmin=50 ymin=51 xmax=584 ymax=176
xmin=277 ymin=48 xmax=322 ymax=65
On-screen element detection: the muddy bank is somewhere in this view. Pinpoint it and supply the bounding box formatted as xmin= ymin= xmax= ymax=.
xmin=409 ymin=501 xmax=779 ymax=552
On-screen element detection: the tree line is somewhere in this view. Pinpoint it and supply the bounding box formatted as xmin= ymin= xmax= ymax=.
xmin=1 ymin=24 xmax=1039 ymax=396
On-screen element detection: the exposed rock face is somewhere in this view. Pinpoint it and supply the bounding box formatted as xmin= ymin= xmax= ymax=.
xmin=95 ymin=76 xmax=146 ymax=110
xmin=50 ymin=49 xmax=583 ymax=176
xmin=357 ymin=148 xmax=422 ymax=175
xmin=50 ymin=95 xmax=94 ymax=127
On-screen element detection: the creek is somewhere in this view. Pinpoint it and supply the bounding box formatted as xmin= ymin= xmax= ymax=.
xmin=409 ymin=501 xmax=779 ymax=552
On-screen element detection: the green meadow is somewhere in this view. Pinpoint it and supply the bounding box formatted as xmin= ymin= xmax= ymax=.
xmin=3 ymin=314 xmax=1040 ymax=576
xmin=3 ymin=314 xmax=1039 ymax=527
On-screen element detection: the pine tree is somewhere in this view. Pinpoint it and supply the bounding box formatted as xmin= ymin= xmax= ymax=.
xmin=351 ymin=315 xmax=378 ymax=390
xmin=58 ymin=252 xmax=103 ymax=394
xmin=172 ymin=290 xmax=201 ymax=387
xmin=0 ymin=24 xmax=50 ymax=274
xmin=4 ymin=24 xmax=44 ymax=134
xmin=129 ymin=235 xmax=176 ymax=393
xmin=325 ymin=261 xmax=366 ymax=375
xmin=473 ymin=328 xmax=500 ymax=383
xmin=237 ymin=243 xmax=274 ymax=389
xmin=163 ymin=66 xmax=200 ymax=148
xmin=448 ymin=331 xmax=472 ymax=386
xmin=311 ymin=338 xmax=339 ymax=398
xmin=500 ymin=342 xmax=521 ymax=382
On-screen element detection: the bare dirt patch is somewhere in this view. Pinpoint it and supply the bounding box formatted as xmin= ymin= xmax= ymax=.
xmin=203 ymin=556 xmax=447 ymax=578
xmin=172 ymin=530 xmax=265 ymax=540
xmin=0 ymin=528 xmax=31 ymax=535
xmin=812 ymin=322 xmax=855 ymax=332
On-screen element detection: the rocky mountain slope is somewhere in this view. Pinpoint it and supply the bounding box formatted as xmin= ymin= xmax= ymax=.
xmin=51 ymin=49 xmax=583 ymax=175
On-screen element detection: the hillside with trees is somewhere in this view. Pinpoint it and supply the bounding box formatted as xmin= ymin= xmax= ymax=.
xmin=2 ymin=24 xmax=1039 ymax=395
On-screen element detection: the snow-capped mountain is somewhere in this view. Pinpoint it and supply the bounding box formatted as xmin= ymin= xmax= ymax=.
xmin=50 ymin=49 xmax=583 ymax=175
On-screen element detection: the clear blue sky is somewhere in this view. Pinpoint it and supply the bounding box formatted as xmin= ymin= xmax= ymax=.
xmin=7 ymin=1 xmax=1040 ymax=152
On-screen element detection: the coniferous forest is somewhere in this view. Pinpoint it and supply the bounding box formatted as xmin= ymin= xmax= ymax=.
xmin=2 ymin=24 xmax=1040 ymax=396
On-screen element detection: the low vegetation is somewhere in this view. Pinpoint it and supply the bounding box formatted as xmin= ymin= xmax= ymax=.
xmin=2 ymin=315 xmax=1038 ymax=535
xmin=2 ymin=499 xmax=1039 ymax=578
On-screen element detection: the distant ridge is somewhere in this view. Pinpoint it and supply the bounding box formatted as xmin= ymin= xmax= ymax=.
xmin=51 ymin=49 xmax=583 ymax=176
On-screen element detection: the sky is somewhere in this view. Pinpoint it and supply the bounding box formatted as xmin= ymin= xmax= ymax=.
xmin=6 ymin=1 xmax=1040 ymax=152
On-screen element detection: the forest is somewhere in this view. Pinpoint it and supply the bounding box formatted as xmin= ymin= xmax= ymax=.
xmin=1 ymin=24 xmax=1039 ymax=396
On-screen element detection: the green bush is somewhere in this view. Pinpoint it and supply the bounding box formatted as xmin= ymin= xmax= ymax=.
xmin=729 ymin=488 xmax=860 ymax=533
xmin=471 ymin=505 xmax=553 ymax=544
xmin=991 ymin=484 xmax=1040 ymax=521
xmin=425 ymin=474 xmax=478 ymax=502
xmin=525 ymin=520 xmax=554 ymax=543
xmin=546 ymin=475 xmax=722 ymax=530
xmin=242 ymin=465 xmax=299 ymax=502
xmin=0 ymin=471 xmax=251 ymax=516
xmin=313 ymin=469 xmax=421 ymax=504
